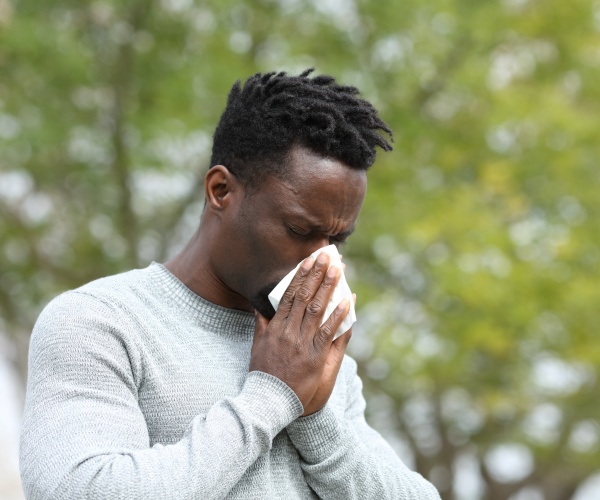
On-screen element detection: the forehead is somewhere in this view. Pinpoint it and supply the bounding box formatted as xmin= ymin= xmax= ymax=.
xmin=249 ymin=147 xmax=367 ymax=229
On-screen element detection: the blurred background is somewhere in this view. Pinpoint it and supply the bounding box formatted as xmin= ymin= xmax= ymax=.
xmin=1 ymin=0 xmax=600 ymax=498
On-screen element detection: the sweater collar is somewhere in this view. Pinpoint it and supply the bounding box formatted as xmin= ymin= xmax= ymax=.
xmin=149 ymin=262 xmax=256 ymax=334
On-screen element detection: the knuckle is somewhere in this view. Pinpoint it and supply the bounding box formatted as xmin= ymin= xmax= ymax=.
xmin=320 ymin=323 xmax=334 ymax=338
xmin=297 ymin=266 xmax=311 ymax=278
xmin=320 ymin=279 xmax=334 ymax=290
xmin=295 ymin=287 xmax=313 ymax=303
xmin=281 ymin=288 xmax=296 ymax=304
xmin=310 ymin=265 xmax=325 ymax=278
xmin=306 ymin=299 xmax=324 ymax=316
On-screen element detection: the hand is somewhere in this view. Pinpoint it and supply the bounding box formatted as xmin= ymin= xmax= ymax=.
xmin=250 ymin=252 xmax=352 ymax=412
xmin=301 ymin=292 xmax=355 ymax=416
xmin=301 ymin=327 xmax=352 ymax=416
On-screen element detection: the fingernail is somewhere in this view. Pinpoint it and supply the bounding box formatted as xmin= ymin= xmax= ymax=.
xmin=337 ymin=298 xmax=350 ymax=312
xmin=327 ymin=265 xmax=340 ymax=278
xmin=301 ymin=257 xmax=314 ymax=270
xmin=316 ymin=252 xmax=329 ymax=265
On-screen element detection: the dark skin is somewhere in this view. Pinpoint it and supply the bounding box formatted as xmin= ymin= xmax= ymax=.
xmin=166 ymin=145 xmax=367 ymax=416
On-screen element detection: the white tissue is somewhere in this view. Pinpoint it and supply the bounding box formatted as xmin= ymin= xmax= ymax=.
xmin=268 ymin=244 xmax=356 ymax=339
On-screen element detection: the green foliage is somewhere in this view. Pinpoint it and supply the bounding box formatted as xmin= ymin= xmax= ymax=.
xmin=1 ymin=0 xmax=599 ymax=498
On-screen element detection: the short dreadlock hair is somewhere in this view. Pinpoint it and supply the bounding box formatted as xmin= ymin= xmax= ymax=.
xmin=210 ymin=69 xmax=393 ymax=186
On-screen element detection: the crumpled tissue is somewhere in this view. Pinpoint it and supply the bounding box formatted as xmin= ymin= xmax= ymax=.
xmin=268 ymin=244 xmax=356 ymax=339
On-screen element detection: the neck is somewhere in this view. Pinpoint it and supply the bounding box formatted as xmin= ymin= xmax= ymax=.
xmin=164 ymin=225 xmax=253 ymax=313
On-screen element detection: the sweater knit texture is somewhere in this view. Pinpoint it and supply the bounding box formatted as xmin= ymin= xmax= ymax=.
xmin=20 ymin=263 xmax=440 ymax=500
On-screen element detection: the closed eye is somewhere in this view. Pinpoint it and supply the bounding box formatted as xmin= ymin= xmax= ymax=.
xmin=330 ymin=234 xmax=348 ymax=245
xmin=287 ymin=225 xmax=311 ymax=238
xmin=287 ymin=224 xmax=352 ymax=246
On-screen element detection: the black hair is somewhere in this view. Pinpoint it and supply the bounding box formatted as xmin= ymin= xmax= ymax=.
xmin=210 ymin=69 xmax=393 ymax=186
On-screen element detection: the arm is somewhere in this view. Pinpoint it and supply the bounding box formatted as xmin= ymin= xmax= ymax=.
xmin=286 ymin=357 xmax=441 ymax=499
xmin=251 ymin=252 xmax=438 ymax=497
xmin=20 ymin=292 xmax=302 ymax=500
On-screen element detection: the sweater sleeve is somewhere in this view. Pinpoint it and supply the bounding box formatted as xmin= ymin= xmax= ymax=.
xmin=285 ymin=356 xmax=440 ymax=499
xmin=20 ymin=292 xmax=303 ymax=500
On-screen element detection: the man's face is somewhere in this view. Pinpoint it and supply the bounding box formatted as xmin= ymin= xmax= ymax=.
xmin=218 ymin=146 xmax=367 ymax=319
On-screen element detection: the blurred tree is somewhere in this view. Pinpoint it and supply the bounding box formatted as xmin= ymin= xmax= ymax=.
xmin=1 ymin=0 xmax=599 ymax=498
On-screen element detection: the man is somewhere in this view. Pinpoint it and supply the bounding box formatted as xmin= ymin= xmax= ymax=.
xmin=20 ymin=70 xmax=440 ymax=499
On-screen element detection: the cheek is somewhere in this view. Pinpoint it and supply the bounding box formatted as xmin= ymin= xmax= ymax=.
xmin=240 ymin=216 xmax=315 ymax=283
xmin=241 ymin=225 xmax=287 ymax=280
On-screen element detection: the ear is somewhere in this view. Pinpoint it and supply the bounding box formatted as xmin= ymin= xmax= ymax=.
xmin=204 ymin=165 xmax=240 ymax=211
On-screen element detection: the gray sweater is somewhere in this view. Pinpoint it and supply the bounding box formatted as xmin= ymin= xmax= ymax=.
xmin=20 ymin=263 xmax=440 ymax=499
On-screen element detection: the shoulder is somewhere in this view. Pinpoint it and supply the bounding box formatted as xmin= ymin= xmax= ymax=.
xmin=75 ymin=265 xmax=154 ymax=304
xmin=38 ymin=265 xmax=153 ymax=320
xmin=31 ymin=266 xmax=156 ymax=354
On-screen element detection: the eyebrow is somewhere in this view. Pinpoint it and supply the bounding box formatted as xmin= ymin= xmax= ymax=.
xmin=293 ymin=217 xmax=357 ymax=240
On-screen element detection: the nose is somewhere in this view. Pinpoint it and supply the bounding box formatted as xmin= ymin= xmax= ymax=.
xmin=305 ymin=237 xmax=331 ymax=257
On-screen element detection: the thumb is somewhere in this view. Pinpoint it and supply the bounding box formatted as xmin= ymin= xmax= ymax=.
xmin=253 ymin=310 xmax=270 ymax=339
xmin=331 ymin=329 xmax=352 ymax=360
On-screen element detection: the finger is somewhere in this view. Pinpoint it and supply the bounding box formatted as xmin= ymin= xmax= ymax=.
xmin=275 ymin=256 xmax=315 ymax=317
xmin=320 ymin=329 xmax=352 ymax=386
xmin=332 ymin=328 xmax=352 ymax=353
xmin=324 ymin=329 xmax=352 ymax=372
xmin=249 ymin=310 xmax=271 ymax=372
xmin=286 ymin=252 xmax=331 ymax=326
xmin=253 ymin=310 xmax=270 ymax=340
xmin=301 ymin=263 xmax=341 ymax=333
xmin=314 ymin=298 xmax=350 ymax=349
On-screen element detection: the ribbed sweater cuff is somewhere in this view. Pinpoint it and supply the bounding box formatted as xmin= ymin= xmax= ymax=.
xmin=238 ymin=371 xmax=304 ymax=435
xmin=286 ymin=406 xmax=345 ymax=463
